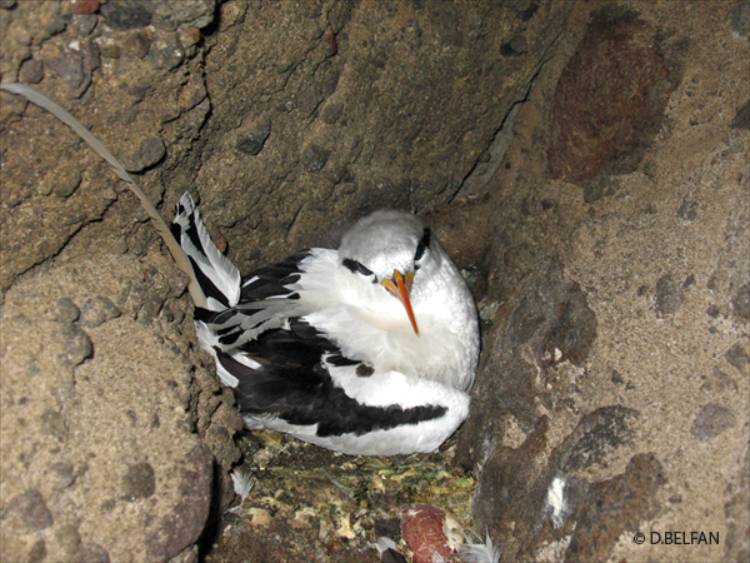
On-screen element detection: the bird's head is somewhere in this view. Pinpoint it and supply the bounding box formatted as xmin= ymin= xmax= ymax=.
xmin=338 ymin=210 xmax=439 ymax=336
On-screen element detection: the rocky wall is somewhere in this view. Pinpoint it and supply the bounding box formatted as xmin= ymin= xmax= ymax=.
xmin=1 ymin=1 xmax=748 ymax=562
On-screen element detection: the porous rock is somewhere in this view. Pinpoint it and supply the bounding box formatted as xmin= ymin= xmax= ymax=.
xmin=0 ymin=1 xmax=747 ymax=561
xmin=0 ymin=255 xmax=213 ymax=562
xmin=548 ymin=7 xmax=679 ymax=183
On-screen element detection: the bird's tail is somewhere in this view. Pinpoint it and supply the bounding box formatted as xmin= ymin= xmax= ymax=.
xmin=171 ymin=193 xmax=241 ymax=312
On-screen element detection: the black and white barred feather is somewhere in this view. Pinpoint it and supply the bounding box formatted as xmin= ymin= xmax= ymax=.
xmin=171 ymin=193 xmax=241 ymax=311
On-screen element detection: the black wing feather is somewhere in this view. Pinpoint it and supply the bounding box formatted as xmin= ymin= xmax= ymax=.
xmin=239 ymin=251 xmax=310 ymax=302
xmin=221 ymin=319 xmax=447 ymax=437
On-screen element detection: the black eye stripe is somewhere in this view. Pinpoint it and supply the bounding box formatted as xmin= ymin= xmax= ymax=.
xmin=342 ymin=258 xmax=374 ymax=277
xmin=414 ymin=227 xmax=431 ymax=262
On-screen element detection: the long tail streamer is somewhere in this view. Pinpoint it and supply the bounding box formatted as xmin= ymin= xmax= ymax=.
xmin=0 ymin=82 xmax=208 ymax=308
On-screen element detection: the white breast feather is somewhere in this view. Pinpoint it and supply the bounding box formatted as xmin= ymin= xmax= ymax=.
xmin=293 ymin=248 xmax=479 ymax=391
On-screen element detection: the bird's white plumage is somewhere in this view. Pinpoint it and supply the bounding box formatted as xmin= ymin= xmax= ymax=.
xmin=321 ymin=356 xmax=462 ymax=409
xmin=173 ymin=198 xmax=480 ymax=455
xmin=339 ymin=210 xmax=426 ymax=278
xmin=292 ymin=244 xmax=479 ymax=391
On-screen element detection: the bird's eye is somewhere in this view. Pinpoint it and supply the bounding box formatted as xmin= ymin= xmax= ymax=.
xmin=414 ymin=227 xmax=431 ymax=268
xmin=342 ymin=258 xmax=374 ymax=277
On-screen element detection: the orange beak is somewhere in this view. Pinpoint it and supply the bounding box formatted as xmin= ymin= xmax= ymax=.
xmin=383 ymin=269 xmax=419 ymax=335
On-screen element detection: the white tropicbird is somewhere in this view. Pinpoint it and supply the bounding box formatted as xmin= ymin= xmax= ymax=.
xmin=172 ymin=194 xmax=480 ymax=455
xmin=0 ymin=83 xmax=480 ymax=457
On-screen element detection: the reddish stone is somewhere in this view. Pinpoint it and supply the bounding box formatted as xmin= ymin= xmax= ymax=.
xmin=214 ymin=233 xmax=228 ymax=254
xmin=70 ymin=0 xmax=100 ymax=15
xmin=179 ymin=26 xmax=202 ymax=49
xmin=323 ymin=27 xmax=338 ymax=57
xmin=399 ymin=504 xmax=453 ymax=563
xmin=548 ymin=8 xmax=679 ymax=184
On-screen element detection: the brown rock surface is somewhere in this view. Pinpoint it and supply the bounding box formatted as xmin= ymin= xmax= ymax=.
xmin=548 ymin=6 xmax=680 ymax=184
xmin=1 ymin=1 xmax=748 ymax=561
xmin=455 ymin=2 xmax=750 ymax=562
xmin=0 ymin=254 xmax=218 ymax=562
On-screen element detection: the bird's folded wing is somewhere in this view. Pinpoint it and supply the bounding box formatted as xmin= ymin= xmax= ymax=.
xmin=192 ymin=250 xmax=320 ymax=352
xmin=213 ymin=318 xmax=469 ymax=455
